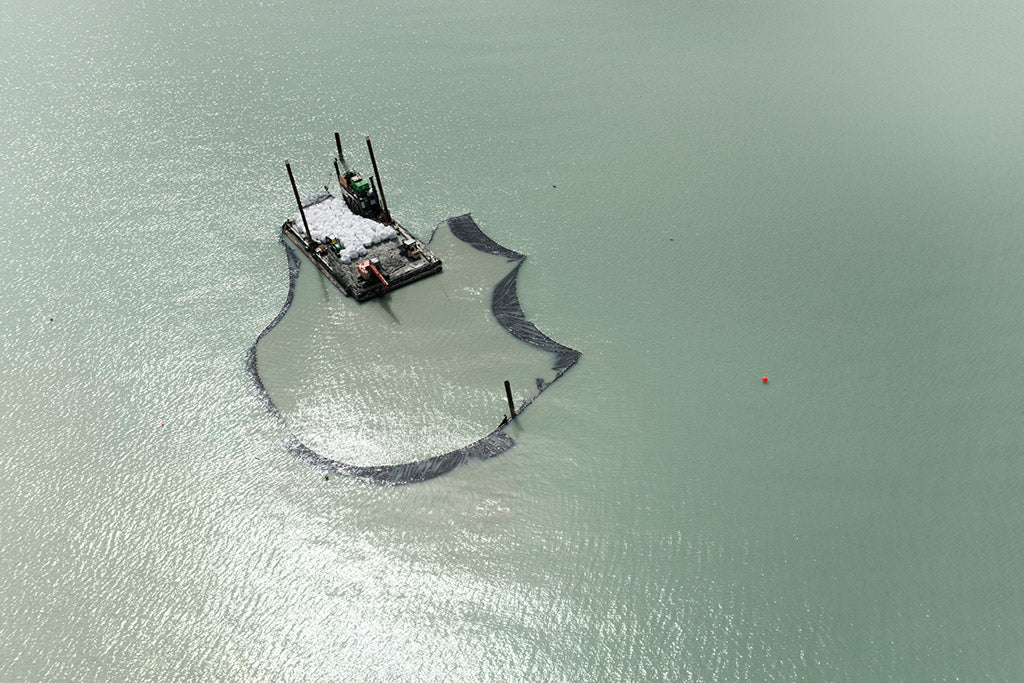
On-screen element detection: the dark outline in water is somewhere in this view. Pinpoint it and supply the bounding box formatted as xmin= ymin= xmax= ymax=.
xmin=246 ymin=214 xmax=581 ymax=485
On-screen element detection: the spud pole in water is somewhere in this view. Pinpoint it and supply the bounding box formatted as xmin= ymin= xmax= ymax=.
xmin=505 ymin=380 xmax=517 ymax=419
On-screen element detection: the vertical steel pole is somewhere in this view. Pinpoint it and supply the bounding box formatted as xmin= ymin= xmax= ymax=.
xmin=504 ymin=380 xmax=517 ymax=419
xmin=369 ymin=176 xmax=383 ymax=220
xmin=334 ymin=132 xmax=348 ymax=173
xmin=364 ymin=134 xmax=391 ymax=223
xmin=285 ymin=159 xmax=313 ymax=244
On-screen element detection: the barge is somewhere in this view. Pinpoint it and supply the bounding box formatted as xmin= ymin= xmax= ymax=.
xmin=282 ymin=134 xmax=442 ymax=301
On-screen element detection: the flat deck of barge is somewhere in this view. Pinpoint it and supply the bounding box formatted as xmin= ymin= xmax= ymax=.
xmin=281 ymin=193 xmax=442 ymax=301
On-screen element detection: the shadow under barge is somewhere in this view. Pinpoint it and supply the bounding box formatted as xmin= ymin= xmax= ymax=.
xmin=282 ymin=134 xmax=442 ymax=301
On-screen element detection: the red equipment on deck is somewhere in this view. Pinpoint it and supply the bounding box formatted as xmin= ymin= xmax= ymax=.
xmin=357 ymin=258 xmax=389 ymax=293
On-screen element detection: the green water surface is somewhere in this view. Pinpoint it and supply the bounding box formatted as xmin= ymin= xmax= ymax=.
xmin=2 ymin=0 xmax=1024 ymax=679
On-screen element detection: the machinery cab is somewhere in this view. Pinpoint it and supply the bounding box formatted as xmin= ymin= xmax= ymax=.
xmin=338 ymin=168 xmax=382 ymax=220
xmin=357 ymin=256 xmax=389 ymax=292
xmin=345 ymin=172 xmax=370 ymax=197
xmin=335 ymin=134 xmax=387 ymax=222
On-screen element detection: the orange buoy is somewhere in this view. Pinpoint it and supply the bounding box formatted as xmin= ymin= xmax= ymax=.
xmin=762 ymin=376 xmax=768 ymax=384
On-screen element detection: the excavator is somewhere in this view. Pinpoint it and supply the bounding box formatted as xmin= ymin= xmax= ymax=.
xmin=357 ymin=257 xmax=389 ymax=293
